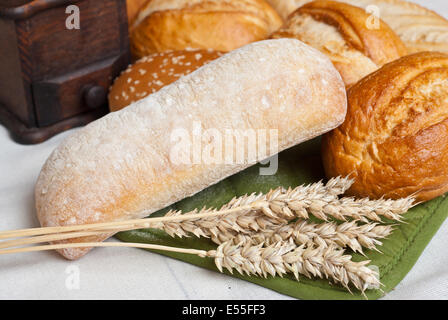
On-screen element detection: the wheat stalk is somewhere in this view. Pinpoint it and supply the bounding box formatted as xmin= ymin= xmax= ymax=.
xmin=212 ymin=239 xmax=381 ymax=295
xmin=149 ymin=176 xmax=409 ymax=252
xmin=161 ymin=178 xmax=413 ymax=234
xmin=157 ymin=207 xmax=394 ymax=253
xmin=0 ymin=176 xmax=410 ymax=297
xmin=227 ymin=220 xmax=394 ymax=254
xmin=153 ymin=177 xmax=412 ymax=239
xmin=149 ymin=176 xmax=351 ymax=237
xmin=0 ymin=238 xmax=379 ymax=296
xmin=0 ymin=177 xmax=411 ymax=256
xmin=258 ymin=189 xmax=415 ymax=222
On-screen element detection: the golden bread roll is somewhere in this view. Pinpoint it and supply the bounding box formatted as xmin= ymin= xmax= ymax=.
xmin=130 ymin=0 xmax=283 ymax=58
xmin=35 ymin=39 xmax=347 ymax=260
xmin=322 ymin=51 xmax=448 ymax=202
xmin=267 ymin=0 xmax=448 ymax=53
xmin=126 ymin=0 xmax=149 ymax=26
xmin=108 ymin=49 xmax=223 ymax=111
xmin=271 ymin=0 xmax=407 ymax=87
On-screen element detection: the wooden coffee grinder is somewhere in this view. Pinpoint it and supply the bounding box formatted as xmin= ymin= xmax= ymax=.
xmin=0 ymin=0 xmax=130 ymax=144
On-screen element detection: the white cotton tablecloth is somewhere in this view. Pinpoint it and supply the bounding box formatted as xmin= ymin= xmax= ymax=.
xmin=0 ymin=0 xmax=447 ymax=300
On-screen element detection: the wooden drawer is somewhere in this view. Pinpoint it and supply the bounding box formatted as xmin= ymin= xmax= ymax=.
xmin=26 ymin=0 xmax=125 ymax=79
xmin=0 ymin=0 xmax=130 ymax=144
xmin=33 ymin=55 xmax=125 ymax=127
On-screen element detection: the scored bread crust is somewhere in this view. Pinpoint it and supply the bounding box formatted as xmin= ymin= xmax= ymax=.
xmin=271 ymin=0 xmax=407 ymax=87
xmin=267 ymin=0 xmax=448 ymax=54
xmin=130 ymin=0 xmax=283 ymax=58
xmin=108 ymin=49 xmax=223 ymax=111
xmin=35 ymin=39 xmax=347 ymax=260
xmin=322 ymin=51 xmax=448 ymax=202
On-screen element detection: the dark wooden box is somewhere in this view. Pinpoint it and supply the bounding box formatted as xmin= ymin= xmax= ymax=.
xmin=0 ymin=0 xmax=130 ymax=144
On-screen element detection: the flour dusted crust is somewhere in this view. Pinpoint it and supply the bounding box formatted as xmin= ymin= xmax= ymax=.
xmin=267 ymin=0 xmax=448 ymax=54
xmin=35 ymin=39 xmax=347 ymax=260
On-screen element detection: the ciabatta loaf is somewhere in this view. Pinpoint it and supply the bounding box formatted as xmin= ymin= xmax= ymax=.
xmin=35 ymin=39 xmax=347 ymax=260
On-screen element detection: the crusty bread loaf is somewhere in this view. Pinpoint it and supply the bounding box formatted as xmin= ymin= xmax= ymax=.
xmin=130 ymin=0 xmax=283 ymax=58
xmin=271 ymin=0 xmax=407 ymax=87
xmin=108 ymin=49 xmax=223 ymax=112
xmin=35 ymin=39 xmax=347 ymax=260
xmin=322 ymin=51 xmax=448 ymax=202
xmin=267 ymin=0 xmax=448 ymax=54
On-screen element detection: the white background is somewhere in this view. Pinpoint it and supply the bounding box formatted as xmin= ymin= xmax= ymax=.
xmin=0 ymin=0 xmax=447 ymax=300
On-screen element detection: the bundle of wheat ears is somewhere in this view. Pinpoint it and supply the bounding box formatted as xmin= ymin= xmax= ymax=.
xmin=0 ymin=176 xmax=416 ymax=296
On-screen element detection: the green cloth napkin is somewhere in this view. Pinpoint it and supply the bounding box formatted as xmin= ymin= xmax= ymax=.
xmin=116 ymin=138 xmax=448 ymax=300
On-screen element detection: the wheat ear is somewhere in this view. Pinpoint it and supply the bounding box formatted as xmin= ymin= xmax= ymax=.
xmin=227 ymin=220 xmax=394 ymax=254
xmin=257 ymin=190 xmax=415 ymax=222
xmin=151 ymin=176 xmax=410 ymax=251
xmin=0 ymin=177 xmax=353 ymax=251
xmin=212 ymin=239 xmax=381 ymax=295
xmin=154 ymin=176 xmax=413 ymax=241
xmin=162 ymin=177 xmax=413 ymax=229
xmin=158 ymin=208 xmax=394 ymax=253
xmin=150 ymin=176 xmax=352 ymax=237
xmin=0 ymin=238 xmax=379 ymax=296
xmin=0 ymin=177 xmax=411 ymax=256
